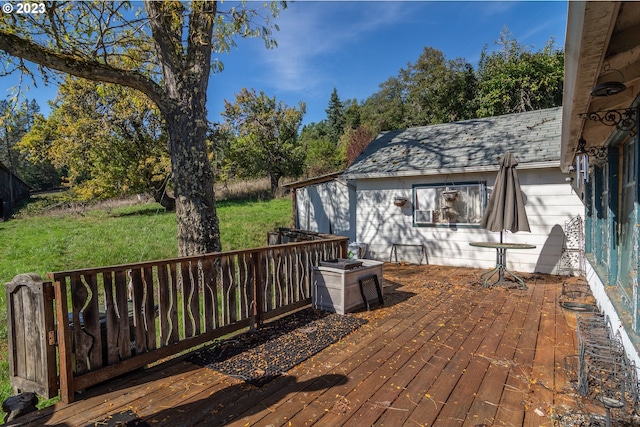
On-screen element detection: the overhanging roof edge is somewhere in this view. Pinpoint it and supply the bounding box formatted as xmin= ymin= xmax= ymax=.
xmin=340 ymin=161 xmax=561 ymax=180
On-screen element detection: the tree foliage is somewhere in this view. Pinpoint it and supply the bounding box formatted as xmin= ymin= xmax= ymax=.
xmin=19 ymin=77 xmax=173 ymax=207
xmin=298 ymin=121 xmax=345 ymax=178
xmin=318 ymin=30 xmax=563 ymax=170
xmin=359 ymin=75 xmax=407 ymax=133
xmin=0 ymin=1 xmax=285 ymax=256
xmin=220 ymin=88 xmax=305 ymax=196
xmin=325 ymin=88 xmax=345 ymax=145
xmin=475 ymin=27 xmax=564 ymax=116
xmin=342 ymin=125 xmax=374 ymax=167
xmin=357 ymin=32 xmax=562 ymax=135
xmin=359 ymin=47 xmax=477 ymax=134
xmin=0 ymin=98 xmax=60 ymax=190
xmin=343 ymin=98 xmax=362 ymax=131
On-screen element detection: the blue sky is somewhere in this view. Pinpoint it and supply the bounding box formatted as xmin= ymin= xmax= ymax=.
xmin=209 ymin=1 xmax=568 ymax=125
xmin=3 ymin=1 xmax=568 ymax=126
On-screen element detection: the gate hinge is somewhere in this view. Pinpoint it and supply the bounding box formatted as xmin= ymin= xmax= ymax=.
xmin=48 ymin=330 xmax=56 ymax=346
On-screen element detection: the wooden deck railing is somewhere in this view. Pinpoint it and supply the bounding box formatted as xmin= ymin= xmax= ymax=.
xmin=6 ymin=234 xmax=348 ymax=403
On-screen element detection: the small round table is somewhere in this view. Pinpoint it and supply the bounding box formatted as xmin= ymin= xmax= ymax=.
xmin=469 ymin=242 xmax=536 ymax=289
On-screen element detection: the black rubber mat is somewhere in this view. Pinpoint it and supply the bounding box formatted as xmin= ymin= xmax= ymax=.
xmin=189 ymin=308 xmax=366 ymax=386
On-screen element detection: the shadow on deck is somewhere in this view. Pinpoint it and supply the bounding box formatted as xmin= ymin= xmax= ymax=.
xmin=7 ymin=264 xmax=609 ymax=426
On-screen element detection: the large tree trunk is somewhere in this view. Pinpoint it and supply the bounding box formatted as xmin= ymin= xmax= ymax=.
xmin=146 ymin=1 xmax=221 ymax=256
xmin=165 ymin=105 xmax=221 ymax=256
xmin=270 ymin=172 xmax=282 ymax=198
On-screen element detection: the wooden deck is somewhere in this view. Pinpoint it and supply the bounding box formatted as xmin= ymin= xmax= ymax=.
xmin=8 ymin=264 xmax=596 ymax=426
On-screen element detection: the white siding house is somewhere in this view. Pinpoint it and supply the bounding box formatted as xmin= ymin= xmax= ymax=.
xmin=286 ymin=173 xmax=356 ymax=241
xmin=350 ymin=167 xmax=581 ymax=274
xmin=560 ymin=1 xmax=640 ymax=365
xmin=339 ymin=107 xmax=584 ymax=274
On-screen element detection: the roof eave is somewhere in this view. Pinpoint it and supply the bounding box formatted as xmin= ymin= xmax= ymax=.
xmin=283 ymin=171 xmax=343 ymax=189
xmin=561 ymin=1 xmax=622 ymax=173
xmin=340 ymin=161 xmax=561 ymax=181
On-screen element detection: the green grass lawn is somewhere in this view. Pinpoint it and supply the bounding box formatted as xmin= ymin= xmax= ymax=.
xmin=0 ymin=196 xmax=292 ymax=405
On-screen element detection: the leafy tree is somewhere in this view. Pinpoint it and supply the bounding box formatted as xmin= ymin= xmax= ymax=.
xmin=19 ymin=77 xmax=174 ymax=208
xmin=359 ymin=47 xmax=477 ymax=133
xmin=343 ymin=99 xmax=362 ymax=131
xmin=220 ymin=88 xmax=305 ymax=196
xmin=341 ymin=125 xmax=374 ymax=166
xmin=437 ymin=59 xmax=478 ymax=123
xmin=0 ymin=1 xmax=285 ymax=256
xmin=299 ymin=121 xmax=343 ymax=177
xmin=0 ymin=98 xmax=60 ymax=190
xmin=475 ymin=27 xmax=564 ymax=116
xmin=399 ymin=47 xmax=477 ymax=127
xmin=299 ymin=121 xmax=330 ymax=143
xmin=360 ymin=76 xmax=407 ymax=134
xmin=325 ymin=88 xmax=345 ymax=145
xmin=400 ymin=47 xmax=452 ymax=126
xmin=359 ymin=34 xmax=561 ymax=134
xmin=305 ymin=139 xmax=343 ymax=177
xmin=0 ymin=99 xmax=30 ymax=176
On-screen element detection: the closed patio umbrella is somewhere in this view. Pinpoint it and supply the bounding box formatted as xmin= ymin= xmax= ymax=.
xmin=481 ymin=151 xmax=530 ymax=240
xmin=476 ymin=152 xmax=532 ymax=288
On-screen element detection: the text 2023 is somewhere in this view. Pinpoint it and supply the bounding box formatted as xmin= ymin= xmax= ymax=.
xmin=15 ymin=3 xmax=46 ymax=14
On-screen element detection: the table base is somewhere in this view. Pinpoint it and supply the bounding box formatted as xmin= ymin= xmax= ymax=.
xmin=478 ymin=266 xmax=528 ymax=289
xmin=469 ymin=242 xmax=535 ymax=290
xmin=478 ymin=246 xmax=528 ymax=289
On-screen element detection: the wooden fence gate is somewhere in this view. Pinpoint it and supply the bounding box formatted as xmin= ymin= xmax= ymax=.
xmin=6 ymin=274 xmax=57 ymax=399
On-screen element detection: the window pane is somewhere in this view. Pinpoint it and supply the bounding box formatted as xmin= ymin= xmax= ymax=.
xmin=414 ymin=183 xmax=484 ymax=225
xmin=467 ymin=186 xmax=482 ymax=223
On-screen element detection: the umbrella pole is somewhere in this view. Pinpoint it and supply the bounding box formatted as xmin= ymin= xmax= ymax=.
xmin=498 ymin=231 xmax=505 ymax=284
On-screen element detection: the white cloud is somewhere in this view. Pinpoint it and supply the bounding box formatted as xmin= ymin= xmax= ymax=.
xmin=517 ymin=16 xmax=567 ymax=49
xmin=255 ymin=2 xmax=416 ymax=93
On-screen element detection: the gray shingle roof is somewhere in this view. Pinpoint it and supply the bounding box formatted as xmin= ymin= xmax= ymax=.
xmin=342 ymin=107 xmax=562 ymax=179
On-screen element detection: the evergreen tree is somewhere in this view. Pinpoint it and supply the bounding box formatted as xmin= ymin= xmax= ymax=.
xmin=325 ymin=88 xmax=345 ymax=145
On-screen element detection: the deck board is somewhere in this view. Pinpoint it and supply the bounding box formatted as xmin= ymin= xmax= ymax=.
xmin=493 ymin=275 xmax=546 ymax=427
xmin=434 ymin=285 xmax=516 ymax=426
xmin=402 ymin=285 xmax=505 ymax=426
xmin=523 ymin=277 xmax=560 ymax=426
xmin=463 ymin=278 xmax=533 ymax=426
xmin=300 ymin=287 xmax=482 ymax=426
xmin=342 ymin=288 xmax=492 ymax=427
xmin=6 ymin=265 xmax=586 ymax=427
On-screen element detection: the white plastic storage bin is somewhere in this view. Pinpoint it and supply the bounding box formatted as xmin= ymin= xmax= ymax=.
xmin=312 ymin=259 xmax=383 ymax=314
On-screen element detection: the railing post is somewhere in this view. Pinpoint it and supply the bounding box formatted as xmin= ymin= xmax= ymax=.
xmin=251 ymin=250 xmax=264 ymax=330
xmin=53 ymin=276 xmax=75 ymax=403
xmin=267 ymin=231 xmax=280 ymax=246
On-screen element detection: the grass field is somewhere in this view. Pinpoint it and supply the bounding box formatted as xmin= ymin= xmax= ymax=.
xmin=0 ymin=195 xmax=292 ymax=406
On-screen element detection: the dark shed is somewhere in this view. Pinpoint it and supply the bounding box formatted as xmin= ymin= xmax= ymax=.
xmin=0 ymin=161 xmax=31 ymax=220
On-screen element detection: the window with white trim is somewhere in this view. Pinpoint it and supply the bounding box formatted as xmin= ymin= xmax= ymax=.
xmin=413 ymin=182 xmax=486 ymax=226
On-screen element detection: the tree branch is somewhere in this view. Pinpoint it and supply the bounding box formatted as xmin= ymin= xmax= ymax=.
xmin=143 ymin=1 xmax=182 ymax=92
xmin=186 ymin=1 xmax=216 ymax=94
xmin=0 ymin=30 xmax=167 ymax=111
